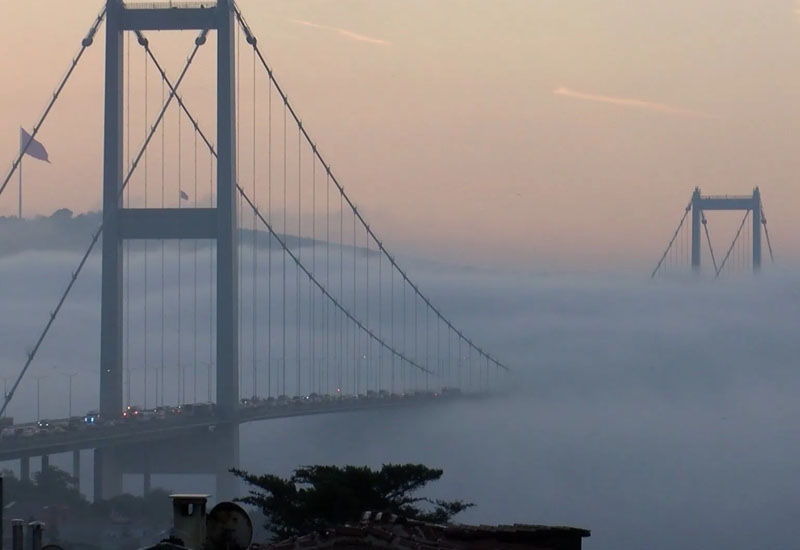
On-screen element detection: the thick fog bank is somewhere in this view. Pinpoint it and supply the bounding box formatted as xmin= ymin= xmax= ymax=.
xmin=1 ymin=250 xmax=798 ymax=549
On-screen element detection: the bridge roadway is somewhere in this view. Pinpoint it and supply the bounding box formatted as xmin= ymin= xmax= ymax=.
xmin=0 ymin=391 xmax=476 ymax=462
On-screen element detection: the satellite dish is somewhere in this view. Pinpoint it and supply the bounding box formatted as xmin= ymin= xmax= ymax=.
xmin=206 ymin=501 xmax=253 ymax=550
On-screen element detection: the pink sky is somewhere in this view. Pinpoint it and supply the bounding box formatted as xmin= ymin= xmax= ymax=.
xmin=1 ymin=0 xmax=799 ymax=271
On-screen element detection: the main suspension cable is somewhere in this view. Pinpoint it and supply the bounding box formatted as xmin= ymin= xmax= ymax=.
xmin=701 ymin=212 xmax=718 ymax=274
xmin=142 ymin=38 xmax=436 ymax=385
xmin=651 ymin=200 xmax=691 ymax=278
xmin=715 ymin=210 xmax=750 ymax=278
xmin=0 ymin=35 xmax=205 ymax=417
xmin=0 ymin=5 xmax=106 ymax=199
xmin=237 ymin=187 xmax=431 ymax=374
xmin=760 ymin=201 xmax=775 ymax=263
xmin=233 ymin=5 xmax=507 ymax=372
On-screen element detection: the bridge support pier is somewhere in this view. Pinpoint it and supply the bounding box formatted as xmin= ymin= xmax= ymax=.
xmin=41 ymin=455 xmax=49 ymax=471
xmin=94 ymin=447 xmax=122 ymax=502
xmin=73 ymin=450 xmax=81 ymax=491
xmin=20 ymin=457 xmax=29 ymax=481
xmin=214 ymin=423 xmax=240 ymax=501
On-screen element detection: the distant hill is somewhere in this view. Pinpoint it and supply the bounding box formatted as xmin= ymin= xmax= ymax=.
xmin=0 ymin=209 xmax=372 ymax=258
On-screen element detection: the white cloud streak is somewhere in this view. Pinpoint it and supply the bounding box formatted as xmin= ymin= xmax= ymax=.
xmin=290 ymin=19 xmax=390 ymax=46
xmin=553 ymin=86 xmax=716 ymax=119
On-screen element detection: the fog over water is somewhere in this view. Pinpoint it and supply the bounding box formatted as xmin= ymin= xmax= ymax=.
xmin=0 ymin=249 xmax=798 ymax=550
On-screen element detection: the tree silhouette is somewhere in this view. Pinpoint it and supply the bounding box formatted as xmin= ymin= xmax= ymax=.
xmin=231 ymin=464 xmax=473 ymax=539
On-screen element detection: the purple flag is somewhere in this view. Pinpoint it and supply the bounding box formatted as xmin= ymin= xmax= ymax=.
xmin=19 ymin=128 xmax=49 ymax=163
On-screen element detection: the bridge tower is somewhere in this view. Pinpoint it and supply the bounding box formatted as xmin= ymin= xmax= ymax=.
xmin=690 ymin=187 xmax=762 ymax=273
xmin=97 ymin=0 xmax=239 ymax=501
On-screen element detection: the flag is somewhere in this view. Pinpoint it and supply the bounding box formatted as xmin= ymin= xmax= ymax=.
xmin=179 ymin=190 xmax=189 ymax=200
xmin=19 ymin=128 xmax=49 ymax=163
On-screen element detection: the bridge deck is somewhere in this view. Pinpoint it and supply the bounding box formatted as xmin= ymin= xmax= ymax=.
xmin=0 ymin=393 xmax=479 ymax=462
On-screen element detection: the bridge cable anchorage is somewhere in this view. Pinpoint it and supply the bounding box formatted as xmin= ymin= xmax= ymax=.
xmin=0 ymin=35 xmax=205 ymax=418
xmin=0 ymin=4 xmax=106 ymax=200
xmin=701 ymin=212 xmax=719 ymax=274
xmin=237 ymin=186 xmax=434 ymax=375
xmin=232 ymin=4 xmax=508 ymax=373
xmin=651 ymin=200 xmax=691 ymax=278
xmin=715 ymin=210 xmax=750 ymax=278
xmin=760 ymin=201 xmax=775 ymax=263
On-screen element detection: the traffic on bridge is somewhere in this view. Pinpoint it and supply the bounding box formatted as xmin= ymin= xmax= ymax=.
xmin=0 ymin=386 xmax=471 ymax=461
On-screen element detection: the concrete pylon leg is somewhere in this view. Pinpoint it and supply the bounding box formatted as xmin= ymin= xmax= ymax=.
xmin=20 ymin=457 xmax=30 ymax=481
xmin=41 ymin=455 xmax=49 ymax=472
xmin=94 ymin=447 xmax=122 ymax=502
xmin=215 ymin=423 xmax=240 ymax=502
xmin=73 ymin=450 xmax=81 ymax=490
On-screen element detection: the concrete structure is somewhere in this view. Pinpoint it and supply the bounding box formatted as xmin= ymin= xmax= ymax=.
xmin=258 ymin=511 xmax=590 ymax=550
xmin=99 ymin=0 xmax=239 ymax=502
xmin=690 ymin=187 xmax=763 ymax=273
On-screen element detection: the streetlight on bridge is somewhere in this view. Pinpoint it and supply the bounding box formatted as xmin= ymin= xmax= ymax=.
xmin=59 ymin=372 xmax=78 ymax=418
xmin=198 ymin=360 xmax=214 ymax=403
xmin=1 ymin=376 xmax=11 ymax=417
xmin=32 ymin=374 xmax=48 ymax=421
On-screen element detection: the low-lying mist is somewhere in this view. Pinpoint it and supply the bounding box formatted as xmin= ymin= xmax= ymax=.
xmin=0 ymin=247 xmax=797 ymax=550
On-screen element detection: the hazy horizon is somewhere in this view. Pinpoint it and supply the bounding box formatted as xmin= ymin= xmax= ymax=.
xmin=1 ymin=0 xmax=799 ymax=271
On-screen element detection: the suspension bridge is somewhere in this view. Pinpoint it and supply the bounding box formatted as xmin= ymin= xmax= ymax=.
xmin=0 ymin=1 xmax=508 ymax=501
xmin=651 ymin=187 xmax=775 ymax=278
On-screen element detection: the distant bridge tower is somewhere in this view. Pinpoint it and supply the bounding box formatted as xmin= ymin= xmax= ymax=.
xmin=98 ymin=0 xmax=238 ymax=500
xmin=690 ymin=187 xmax=761 ymax=273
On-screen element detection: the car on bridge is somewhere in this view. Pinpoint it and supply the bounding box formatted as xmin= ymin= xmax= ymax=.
xmin=84 ymin=410 xmax=102 ymax=425
xmin=122 ymin=406 xmax=141 ymax=420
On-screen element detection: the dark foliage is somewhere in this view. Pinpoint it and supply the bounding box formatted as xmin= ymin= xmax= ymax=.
xmin=1 ymin=467 xmax=171 ymax=523
xmin=231 ymin=464 xmax=473 ymax=539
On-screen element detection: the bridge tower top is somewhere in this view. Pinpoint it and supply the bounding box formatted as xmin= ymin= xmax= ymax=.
xmin=690 ymin=186 xmax=762 ymax=273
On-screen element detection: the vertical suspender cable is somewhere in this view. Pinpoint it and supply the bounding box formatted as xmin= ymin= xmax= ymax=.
xmin=414 ymin=293 xmax=418 ymax=391
xmin=125 ymin=32 xmax=132 ymax=409
xmin=402 ymin=277 xmax=406 ymax=392
xmin=177 ymin=107 xmax=183 ymax=405
xmin=390 ymin=268 xmax=394 ymax=394
xmin=143 ymin=46 xmax=149 ymax=410
xmin=378 ymin=239 xmax=382 ymax=392
xmin=236 ymin=22 xmax=242 ymax=393
xmin=311 ymin=152 xmax=317 ymax=393
xmin=325 ymin=170 xmax=330 ymax=395
xmin=160 ymin=78 xmax=166 ymax=407
xmin=282 ymin=101 xmax=287 ymax=397
xmin=353 ymin=211 xmax=357 ymax=394
xmin=365 ymin=226 xmax=369 ymax=393
xmin=267 ymin=80 xmax=272 ymax=398
xmin=252 ymin=47 xmax=258 ymax=399
xmin=336 ymin=193 xmax=344 ymax=392
xmin=193 ymin=130 xmax=198 ymax=404
xmin=297 ymin=125 xmax=302 ymax=395
xmin=208 ymin=149 xmax=214 ymax=402
xmin=425 ymin=303 xmax=429 ymax=391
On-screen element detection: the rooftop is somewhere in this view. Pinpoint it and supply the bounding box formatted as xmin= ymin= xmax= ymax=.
xmin=255 ymin=512 xmax=590 ymax=550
